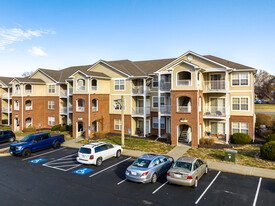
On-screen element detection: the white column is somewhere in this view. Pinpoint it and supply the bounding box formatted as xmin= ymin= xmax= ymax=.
xmin=225 ymin=71 xmax=230 ymax=143
xmin=88 ymin=78 xmax=91 ymax=139
xmin=158 ymin=74 xmax=161 ymax=137
xmin=143 ymin=78 xmax=146 ymax=137
xmin=8 ymin=87 xmax=10 ymax=125
xmin=66 ymin=83 xmax=70 ymax=125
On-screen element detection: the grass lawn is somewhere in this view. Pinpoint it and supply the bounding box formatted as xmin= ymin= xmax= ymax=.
xmin=255 ymin=104 xmax=275 ymax=112
xmin=78 ymin=136 xmax=175 ymax=154
xmin=185 ymin=145 xmax=275 ymax=170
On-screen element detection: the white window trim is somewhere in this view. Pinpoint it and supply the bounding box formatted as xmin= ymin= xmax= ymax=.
xmin=25 ymin=100 xmax=32 ymax=110
xmin=76 ymin=99 xmax=85 ymax=112
xmin=47 ymin=83 xmax=56 ymax=94
xmin=198 ymin=96 xmax=202 ymax=112
xmin=152 ymin=96 xmax=166 ymax=109
xmin=25 ymin=118 xmax=33 ymax=127
xmin=92 ymin=99 xmax=98 ymax=112
xmin=25 ymin=84 xmax=33 ymax=94
xmin=48 ymin=101 xmax=55 ymax=110
xmin=91 ymin=79 xmax=98 ymax=91
xmin=76 ymin=78 xmax=86 ymax=91
xmin=92 ymin=121 xmax=98 ymax=133
xmin=176 ymin=71 xmax=192 ymax=87
xmin=152 ymin=117 xmax=165 ymax=129
xmin=114 ymin=119 xmax=122 ymax=130
xmin=232 ymin=122 xmax=249 ymax=135
xmin=114 ymin=99 xmax=126 ymax=111
xmin=231 ymin=72 xmax=250 ymax=87
xmin=210 ymin=121 xmax=226 ymax=135
xmin=113 ymin=78 xmax=126 ymax=91
xmin=48 ymin=117 xmax=55 ymax=126
xmin=231 ymin=96 xmax=250 ymax=112
xmin=152 ymin=76 xmax=159 ymax=88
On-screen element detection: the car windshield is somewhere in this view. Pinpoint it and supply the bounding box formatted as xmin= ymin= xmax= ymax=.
xmin=132 ymin=158 xmax=151 ymax=168
xmin=172 ymin=161 xmax=192 ymax=171
xmin=21 ymin=135 xmax=34 ymax=142
xmin=79 ymin=147 xmax=91 ymax=154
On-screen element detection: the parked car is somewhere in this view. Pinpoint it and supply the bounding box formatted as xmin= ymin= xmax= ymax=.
xmin=167 ymin=156 xmax=207 ymax=188
xmin=77 ymin=142 xmax=122 ymax=166
xmin=0 ymin=130 xmax=16 ymax=143
xmin=125 ymin=154 xmax=173 ymax=183
xmin=9 ymin=132 xmax=65 ymax=157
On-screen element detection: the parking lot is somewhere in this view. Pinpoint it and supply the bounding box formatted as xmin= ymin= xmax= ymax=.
xmin=0 ymin=145 xmax=274 ymax=206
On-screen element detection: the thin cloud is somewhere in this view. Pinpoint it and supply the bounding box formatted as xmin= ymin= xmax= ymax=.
xmin=28 ymin=46 xmax=48 ymax=56
xmin=0 ymin=28 xmax=55 ymax=50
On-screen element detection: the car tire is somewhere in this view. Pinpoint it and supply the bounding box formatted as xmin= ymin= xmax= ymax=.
xmin=151 ymin=173 xmax=157 ymax=184
xmin=9 ymin=136 xmax=15 ymax=142
xmin=116 ymin=150 xmax=121 ymax=158
xmin=22 ymin=148 xmax=31 ymax=158
xmin=96 ymin=157 xmax=102 ymax=167
xmin=53 ymin=141 xmax=61 ymax=149
xmin=205 ymin=166 xmax=208 ymax=174
xmin=193 ymin=178 xmax=198 ymax=188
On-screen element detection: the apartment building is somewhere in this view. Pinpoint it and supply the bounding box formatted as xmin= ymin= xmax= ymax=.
xmin=0 ymin=51 xmax=257 ymax=147
xmin=269 ymin=77 xmax=275 ymax=103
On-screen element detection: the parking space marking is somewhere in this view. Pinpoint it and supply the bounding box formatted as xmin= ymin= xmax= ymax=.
xmin=89 ymin=157 xmax=132 ymax=178
xmin=117 ymin=179 xmax=127 ymax=185
xmin=152 ymin=181 xmax=168 ymax=194
xmin=1 ymin=142 xmax=11 ymax=146
xmin=73 ymin=168 xmax=94 ymax=175
xmin=252 ymin=177 xmax=262 ymax=206
xmin=195 ymin=171 xmax=221 ymax=205
xmin=29 ymin=158 xmax=47 ymax=164
xmin=42 ymin=153 xmax=82 ymax=172
xmin=22 ymin=147 xmax=66 ymax=161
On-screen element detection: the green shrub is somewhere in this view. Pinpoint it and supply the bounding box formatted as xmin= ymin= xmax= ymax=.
xmin=60 ymin=125 xmax=68 ymax=132
xmin=260 ymin=130 xmax=273 ymax=138
xmin=94 ymin=132 xmax=106 ymax=139
xmin=266 ymin=134 xmax=275 ymax=142
xmin=260 ymin=141 xmax=275 ymax=161
xmin=231 ymin=133 xmax=251 ymax=144
xmin=199 ymin=137 xmax=206 ymax=145
xmin=199 ymin=137 xmax=215 ymax=145
xmin=22 ymin=127 xmax=36 ymax=132
xmin=51 ymin=125 xmax=61 ymax=131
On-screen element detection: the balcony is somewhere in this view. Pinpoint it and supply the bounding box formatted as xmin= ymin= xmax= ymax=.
xmin=76 ymin=106 xmax=85 ymax=112
xmin=204 ymin=106 xmax=226 ymax=119
xmin=2 ymin=106 xmax=12 ymax=113
xmin=160 ymin=105 xmax=171 ymax=115
xmin=177 ymin=106 xmax=191 ymax=113
xmin=203 ymin=80 xmax=226 ymax=92
xmin=60 ymin=90 xmax=67 ymax=97
xmin=77 ymin=86 xmax=85 ymax=91
xmin=91 ymin=86 xmax=97 ymax=91
xmin=14 ymin=90 xmax=21 ymax=95
xmin=160 ymin=82 xmax=171 ymax=92
xmin=177 ymin=80 xmax=191 ymax=86
xmin=60 ymin=107 xmax=67 ymax=114
xmin=132 ymin=86 xmax=149 ymax=95
xmin=25 ymin=105 xmax=32 ymax=110
xmin=69 ymin=105 xmax=73 ymax=112
xmin=132 ymin=107 xmax=150 ymax=116
xmin=69 ymin=88 xmax=73 ymax=95
xmin=2 ymin=93 xmax=9 ymax=99
xmin=92 ymin=106 xmax=98 ymax=112
xmin=25 ymin=90 xmax=32 ymax=94
xmin=14 ymin=106 xmax=19 ymax=111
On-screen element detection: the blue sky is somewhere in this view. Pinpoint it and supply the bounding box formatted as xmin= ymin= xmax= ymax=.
xmin=0 ymin=0 xmax=274 ymax=77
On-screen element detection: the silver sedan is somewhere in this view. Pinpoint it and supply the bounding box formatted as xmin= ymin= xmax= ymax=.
xmin=125 ymin=154 xmax=174 ymax=183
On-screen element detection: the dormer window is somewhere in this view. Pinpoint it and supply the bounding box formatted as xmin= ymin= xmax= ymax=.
xmin=77 ymin=79 xmax=86 ymax=91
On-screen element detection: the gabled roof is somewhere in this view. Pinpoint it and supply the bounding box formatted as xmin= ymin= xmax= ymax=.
xmin=0 ymin=77 xmax=14 ymax=87
xmin=10 ymin=77 xmax=45 ymax=84
xmin=69 ymin=69 xmax=110 ymax=79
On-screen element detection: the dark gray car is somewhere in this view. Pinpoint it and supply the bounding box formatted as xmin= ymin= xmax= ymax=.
xmin=125 ymin=154 xmax=173 ymax=183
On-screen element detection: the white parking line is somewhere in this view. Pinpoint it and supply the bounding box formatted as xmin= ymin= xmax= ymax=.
xmin=195 ymin=171 xmax=221 ymax=205
xmin=252 ymin=177 xmax=262 ymax=206
xmin=0 ymin=142 xmax=11 ymax=146
xmin=117 ymin=179 xmax=127 ymax=185
xmin=89 ymin=157 xmax=132 ymax=178
xmin=152 ymin=181 xmax=168 ymax=194
xmin=22 ymin=147 xmax=66 ymax=161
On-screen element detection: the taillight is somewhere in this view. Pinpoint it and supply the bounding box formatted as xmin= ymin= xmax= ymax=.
xmin=89 ymin=155 xmax=94 ymax=160
xmin=126 ymin=169 xmax=129 ymax=173
xmin=142 ymin=172 xmax=149 ymax=176
xmin=167 ymin=172 xmax=170 ymax=176
xmin=187 ymin=176 xmax=192 ymax=180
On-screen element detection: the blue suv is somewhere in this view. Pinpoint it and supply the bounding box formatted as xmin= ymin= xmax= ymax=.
xmin=0 ymin=130 xmax=16 ymax=143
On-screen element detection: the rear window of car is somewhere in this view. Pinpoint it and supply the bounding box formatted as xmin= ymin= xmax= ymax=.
xmin=132 ymin=158 xmax=151 ymax=168
xmin=79 ymin=147 xmax=91 ymax=154
xmin=172 ymin=161 xmax=192 ymax=171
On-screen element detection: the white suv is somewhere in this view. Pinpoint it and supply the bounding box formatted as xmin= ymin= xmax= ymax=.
xmin=77 ymin=142 xmax=123 ymax=166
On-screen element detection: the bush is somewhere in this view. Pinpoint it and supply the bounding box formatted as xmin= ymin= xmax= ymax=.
xmin=22 ymin=127 xmax=36 ymax=132
xmin=199 ymin=137 xmax=215 ymax=146
xmin=51 ymin=125 xmax=61 ymax=131
xmin=60 ymin=125 xmax=68 ymax=132
xmin=266 ymin=134 xmax=275 ymax=142
xmin=94 ymin=132 xmax=106 ymax=139
xmin=199 ymin=137 xmax=206 ymax=145
xmin=231 ymin=133 xmax=251 ymax=144
xmin=260 ymin=130 xmax=273 ymax=138
xmin=256 ymin=114 xmax=272 ymax=128
xmin=260 ymin=141 xmax=275 ymax=161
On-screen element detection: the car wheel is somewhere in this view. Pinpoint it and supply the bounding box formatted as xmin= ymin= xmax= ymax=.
xmin=193 ymin=178 xmax=198 ymax=188
xmin=151 ymin=173 xmax=157 ymax=184
xmin=96 ymin=157 xmax=102 ymax=167
xmin=53 ymin=141 xmax=61 ymax=149
xmin=22 ymin=148 xmax=31 ymax=158
xmin=9 ymin=136 xmax=15 ymax=142
xmin=116 ymin=150 xmax=121 ymax=158
xmin=205 ymin=166 xmax=208 ymax=174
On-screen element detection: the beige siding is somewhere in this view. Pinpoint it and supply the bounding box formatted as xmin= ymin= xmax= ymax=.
xmin=109 ymin=95 xmax=131 ymax=115
xmin=229 ymin=92 xmax=253 ymax=116
xmin=32 ymin=71 xmax=56 ymax=83
xmin=88 ymin=63 xmax=126 ymax=78
xmin=172 ymin=63 xmax=196 ymax=90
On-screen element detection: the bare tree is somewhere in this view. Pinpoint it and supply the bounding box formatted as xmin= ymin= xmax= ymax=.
xmin=255 ymin=70 xmax=274 ymax=99
xmin=21 ymin=71 xmax=34 ymax=77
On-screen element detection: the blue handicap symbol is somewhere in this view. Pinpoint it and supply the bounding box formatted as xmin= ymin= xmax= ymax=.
xmin=29 ymin=158 xmax=47 ymax=164
xmin=73 ymin=168 xmax=94 ymax=175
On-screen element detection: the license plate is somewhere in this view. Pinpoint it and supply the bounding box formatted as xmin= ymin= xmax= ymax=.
xmin=131 ymin=171 xmax=137 ymax=175
xmin=174 ymin=174 xmax=182 ymax=178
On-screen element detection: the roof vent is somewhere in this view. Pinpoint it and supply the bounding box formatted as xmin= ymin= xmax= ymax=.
xmin=187 ymin=55 xmax=193 ymax=61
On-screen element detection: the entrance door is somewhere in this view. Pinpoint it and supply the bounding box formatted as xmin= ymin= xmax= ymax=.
xmin=211 ymin=74 xmax=225 ymax=90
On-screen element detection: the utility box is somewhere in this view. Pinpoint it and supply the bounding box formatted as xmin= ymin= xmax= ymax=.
xmin=225 ymin=149 xmax=237 ymax=162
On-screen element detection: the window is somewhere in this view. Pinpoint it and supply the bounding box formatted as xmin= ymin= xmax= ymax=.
xmin=210 ymin=122 xmax=225 ymax=134
xmin=25 ymin=84 xmax=32 ymax=94
xmin=48 ymin=84 xmax=56 ymax=94
xmin=25 ymin=100 xmax=32 ymax=110
xmin=25 ymin=118 xmax=32 ymax=127
xmin=48 ymin=101 xmax=55 ymax=110
xmin=232 ymin=97 xmax=249 ymax=111
xmin=76 ymin=99 xmax=85 ymax=112
xmin=48 ymin=117 xmax=55 ymax=126
xmin=152 ymin=76 xmax=159 ymax=88
xmin=152 ymin=96 xmax=165 ymax=108
xmin=177 ymin=71 xmax=191 ymax=86
xmin=114 ymin=99 xmax=125 ymax=111
xmin=232 ymin=122 xmax=249 ymax=135
xmin=152 ymin=158 xmax=160 ymax=166
xmin=14 ymin=84 xmax=21 ymax=94
xmin=114 ymin=79 xmax=125 ymax=91
xmin=232 ymin=72 xmax=249 ymax=86
xmin=152 ymin=117 xmax=165 ymax=129
xmin=91 ymin=79 xmax=97 ymax=91
xmin=14 ymin=100 xmax=20 ymax=110
xmin=92 ymin=121 xmax=98 ymax=133
xmin=272 ymin=90 xmax=274 ymax=94
xmin=92 ymin=99 xmax=98 ymax=111
xmin=271 ymin=83 xmax=274 ymax=87
xmin=114 ymin=119 xmax=122 ymax=130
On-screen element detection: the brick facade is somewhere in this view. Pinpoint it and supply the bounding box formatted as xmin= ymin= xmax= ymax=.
xmin=109 ymin=114 xmax=132 ymax=135
xmin=150 ymin=112 xmax=166 ymax=136
xmin=230 ymin=115 xmax=255 ymax=140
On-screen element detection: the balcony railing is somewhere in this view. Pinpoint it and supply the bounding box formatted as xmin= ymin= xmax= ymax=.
xmin=160 ymin=105 xmax=171 ymax=114
xmin=177 ymin=106 xmax=191 ymax=113
xmin=60 ymin=90 xmax=67 ymax=97
xmin=69 ymin=88 xmax=73 ymax=95
xmin=92 ymin=106 xmax=98 ymax=112
xmin=204 ymin=106 xmax=226 ymax=117
xmin=60 ymin=107 xmax=67 ymax=113
xmin=77 ymin=86 xmax=85 ymax=91
xmin=77 ymin=106 xmax=85 ymax=112
xmin=177 ymin=80 xmax=191 ymax=86
xmin=25 ymin=90 xmax=32 ymax=94
xmin=91 ymin=86 xmax=97 ymax=91
xmin=69 ymin=105 xmax=73 ymax=112
xmin=132 ymin=107 xmax=150 ymax=115
xmin=14 ymin=90 xmax=21 ymax=95
xmin=2 ymin=106 xmax=12 ymax=113
xmin=160 ymin=82 xmax=171 ymax=91
xmin=14 ymin=106 xmax=19 ymax=111
xmin=203 ymin=80 xmax=225 ymax=91
xmin=25 ymin=105 xmax=32 ymax=110
xmin=2 ymin=93 xmax=9 ymax=99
